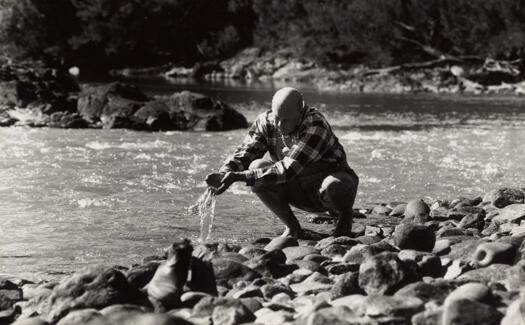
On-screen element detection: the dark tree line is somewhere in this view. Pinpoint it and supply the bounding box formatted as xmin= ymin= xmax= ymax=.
xmin=1 ymin=0 xmax=524 ymax=71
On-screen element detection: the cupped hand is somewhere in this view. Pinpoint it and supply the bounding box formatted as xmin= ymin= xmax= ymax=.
xmin=216 ymin=172 xmax=238 ymax=195
xmin=205 ymin=172 xmax=225 ymax=189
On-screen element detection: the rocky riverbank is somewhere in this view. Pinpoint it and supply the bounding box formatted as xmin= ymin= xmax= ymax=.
xmin=0 ymin=61 xmax=247 ymax=131
xmin=2 ymin=187 xmax=525 ymax=324
xmin=112 ymin=47 xmax=525 ymax=96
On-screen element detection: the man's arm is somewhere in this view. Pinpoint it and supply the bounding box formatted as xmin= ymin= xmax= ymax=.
xmin=219 ymin=117 xmax=269 ymax=173
xmin=206 ymin=115 xmax=269 ymax=193
xmin=242 ymin=119 xmax=333 ymax=186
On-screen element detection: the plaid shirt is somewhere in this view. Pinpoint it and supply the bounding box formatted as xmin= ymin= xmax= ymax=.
xmin=219 ymin=106 xmax=348 ymax=186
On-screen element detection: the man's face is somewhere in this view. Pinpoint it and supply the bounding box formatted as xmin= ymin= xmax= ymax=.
xmin=274 ymin=108 xmax=301 ymax=135
xmin=271 ymin=87 xmax=304 ymax=135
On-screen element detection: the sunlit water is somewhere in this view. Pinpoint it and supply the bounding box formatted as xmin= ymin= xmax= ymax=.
xmin=1 ymin=80 xmax=525 ymax=281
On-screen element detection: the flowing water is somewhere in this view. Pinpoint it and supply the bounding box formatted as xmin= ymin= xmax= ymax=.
xmin=1 ymin=78 xmax=525 ymax=281
xmin=188 ymin=187 xmax=217 ymax=243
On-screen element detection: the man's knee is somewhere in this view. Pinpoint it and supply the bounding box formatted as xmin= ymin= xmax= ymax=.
xmin=320 ymin=174 xmax=358 ymax=209
xmin=248 ymin=158 xmax=272 ymax=170
xmin=248 ymin=158 xmax=274 ymax=193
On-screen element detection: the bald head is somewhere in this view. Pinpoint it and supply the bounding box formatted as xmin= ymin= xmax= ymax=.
xmin=271 ymin=87 xmax=304 ymax=116
xmin=271 ymin=87 xmax=305 ymax=135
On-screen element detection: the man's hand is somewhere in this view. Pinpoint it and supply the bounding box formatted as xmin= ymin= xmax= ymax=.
xmin=205 ymin=172 xmax=224 ymax=189
xmin=205 ymin=172 xmax=246 ymax=195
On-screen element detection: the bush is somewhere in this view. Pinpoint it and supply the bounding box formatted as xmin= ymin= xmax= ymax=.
xmin=0 ymin=0 xmax=523 ymax=70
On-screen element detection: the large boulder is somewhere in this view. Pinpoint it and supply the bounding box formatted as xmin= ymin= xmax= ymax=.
xmin=159 ymin=90 xmax=247 ymax=131
xmin=22 ymin=266 xmax=145 ymax=323
xmin=0 ymin=62 xmax=78 ymax=109
xmin=394 ymin=223 xmax=436 ymax=252
xmin=358 ymin=252 xmax=419 ymax=295
xmin=403 ymin=199 xmax=430 ymax=223
xmin=212 ymin=258 xmax=261 ymax=287
xmin=77 ymin=82 xmax=148 ymax=125
xmin=483 ymin=188 xmax=524 ymax=208
xmin=493 ymin=204 xmax=525 ymax=224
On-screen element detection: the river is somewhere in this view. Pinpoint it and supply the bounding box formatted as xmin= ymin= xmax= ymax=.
xmin=1 ymin=78 xmax=524 ymax=281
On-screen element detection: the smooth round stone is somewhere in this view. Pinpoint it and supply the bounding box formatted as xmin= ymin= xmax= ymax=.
xmin=404 ymin=199 xmax=430 ymax=223
xmin=372 ymin=205 xmax=392 ymax=215
xmin=444 ymin=282 xmax=491 ymax=306
xmin=264 ymin=236 xmax=299 ymax=251
xmin=389 ymin=203 xmax=407 ymax=217
xmin=303 ymin=254 xmax=330 ymax=264
xmin=471 ymin=241 xmax=516 ymax=267
xmin=442 ymin=299 xmax=503 ymax=325
xmin=282 ymin=246 xmax=319 ymax=262
xmin=394 ymin=223 xmax=436 ymax=252
xmin=432 ymin=239 xmax=451 ymax=255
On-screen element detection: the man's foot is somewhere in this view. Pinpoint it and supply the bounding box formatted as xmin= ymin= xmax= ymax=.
xmin=280 ymin=226 xmax=303 ymax=238
xmin=331 ymin=212 xmax=353 ymax=237
xmin=299 ymin=228 xmax=329 ymax=240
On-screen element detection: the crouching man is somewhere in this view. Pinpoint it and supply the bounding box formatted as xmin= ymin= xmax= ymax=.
xmin=205 ymin=87 xmax=358 ymax=239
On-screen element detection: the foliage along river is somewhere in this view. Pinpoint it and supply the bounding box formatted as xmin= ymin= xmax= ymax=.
xmin=1 ymin=78 xmax=524 ymax=281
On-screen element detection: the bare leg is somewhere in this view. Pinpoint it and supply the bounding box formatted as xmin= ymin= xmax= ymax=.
xmin=249 ymin=159 xmax=303 ymax=238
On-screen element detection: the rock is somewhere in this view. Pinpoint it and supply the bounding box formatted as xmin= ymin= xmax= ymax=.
xmin=443 ymin=260 xmax=469 ymax=280
xmin=125 ymin=261 xmax=160 ymax=288
xmin=483 ymin=188 xmax=524 ymax=208
xmin=372 ymin=204 xmax=392 ymax=215
xmin=398 ymin=250 xmax=443 ymax=277
xmin=330 ymin=272 xmax=362 ymax=299
xmin=288 ymin=260 xmax=326 ymax=276
xmin=212 ymin=258 xmax=261 ymax=287
xmin=254 ymin=308 xmax=294 ymax=325
xmin=77 ymin=82 xmax=148 ymax=124
xmin=55 ymin=308 xmax=104 ymax=325
xmin=238 ymin=247 xmax=266 ymax=260
xmin=105 ymin=311 xmax=190 ymax=325
xmin=211 ymin=304 xmax=255 ymax=325
xmin=437 ymin=227 xmax=468 ymax=237
xmin=442 ymin=299 xmax=503 ymax=325
xmin=244 ymin=250 xmax=295 ymax=278
xmin=161 ymin=90 xmax=248 ymax=131
xmin=389 ymin=203 xmax=407 ymax=217
xmin=24 ymin=266 xmax=144 ymax=323
xmin=394 ymin=280 xmax=457 ymax=305
xmin=146 ymin=239 xmax=193 ymax=311
xmin=358 ymin=251 xmax=419 ymax=295
xmin=306 ymin=306 xmax=359 ymax=325
xmin=404 ymin=199 xmax=430 ymax=223
xmin=260 ymin=284 xmax=293 ymax=299
xmin=394 ymin=223 xmax=436 ymax=252
xmin=411 ymin=307 xmax=443 ymax=325
xmin=444 ymin=282 xmax=492 ymax=305
xmin=432 ymin=239 xmax=452 ymax=255
xmin=501 ymin=298 xmax=525 ymax=325
xmin=0 ymin=284 xmax=22 ymax=310
xmin=304 ymin=254 xmax=330 ymax=264
xmin=132 ymin=100 xmax=187 ymax=131
xmin=282 ymin=246 xmax=319 ymax=262
xmin=320 ymin=244 xmax=349 ymax=258
xmin=354 ymin=235 xmax=382 ymax=245
xmin=493 ymin=204 xmax=525 ymax=224
xmin=290 ymin=272 xmax=333 ymax=294
xmin=457 ymin=263 xmax=511 ymax=284
xmin=187 ymin=256 xmax=217 ymax=296
xmin=447 ymin=205 xmax=485 ymax=222
xmin=331 ymin=294 xmax=424 ymax=320
xmin=11 ymin=318 xmax=49 ymax=325
xmin=471 ymin=241 xmax=516 ymax=267
xmin=325 ymin=263 xmax=359 ymax=275
xmin=264 ymin=236 xmax=298 ymax=251
xmin=457 ymin=210 xmax=485 ymax=231
xmin=193 ymin=296 xmax=254 ymax=319
xmin=315 ymin=236 xmax=358 ymax=250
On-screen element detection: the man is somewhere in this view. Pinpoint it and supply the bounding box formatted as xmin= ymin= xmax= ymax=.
xmin=205 ymin=87 xmax=359 ymax=239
